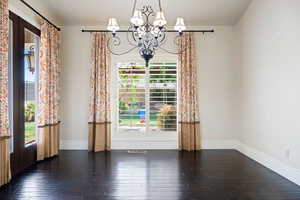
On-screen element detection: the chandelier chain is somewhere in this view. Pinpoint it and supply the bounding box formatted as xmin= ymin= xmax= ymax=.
xmin=158 ymin=0 xmax=162 ymax=11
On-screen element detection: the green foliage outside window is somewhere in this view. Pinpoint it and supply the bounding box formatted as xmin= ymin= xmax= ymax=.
xmin=157 ymin=105 xmax=176 ymax=129
xmin=25 ymin=102 xmax=35 ymax=122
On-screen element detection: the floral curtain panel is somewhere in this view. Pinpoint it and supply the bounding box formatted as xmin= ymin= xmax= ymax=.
xmin=0 ymin=0 xmax=11 ymax=186
xmin=37 ymin=20 xmax=61 ymax=161
xmin=88 ymin=33 xmax=111 ymax=152
xmin=178 ymin=32 xmax=201 ymax=151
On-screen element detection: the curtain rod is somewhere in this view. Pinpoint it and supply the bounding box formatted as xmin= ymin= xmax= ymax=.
xmin=82 ymin=29 xmax=214 ymax=33
xmin=19 ymin=0 xmax=61 ymax=31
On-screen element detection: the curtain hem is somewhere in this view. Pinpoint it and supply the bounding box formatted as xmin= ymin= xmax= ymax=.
xmin=179 ymin=121 xmax=201 ymax=151
xmin=88 ymin=122 xmax=111 ymax=152
xmin=0 ymin=138 xmax=11 ymax=187
xmin=37 ymin=124 xmax=60 ymax=161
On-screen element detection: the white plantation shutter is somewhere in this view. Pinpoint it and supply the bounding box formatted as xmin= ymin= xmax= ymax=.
xmin=118 ymin=62 xmax=177 ymax=132
xmin=149 ymin=63 xmax=177 ymax=131
xmin=118 ymin=63 xmax=146 ymax=131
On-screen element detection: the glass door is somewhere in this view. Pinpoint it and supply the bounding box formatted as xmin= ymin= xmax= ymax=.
xmin=24 ymin=28 xmax=39 ymax=146
xmin=111 ymin=56 xmax=179 ymax=149
xmin=9 ymin=11 xmax=41 ymax=175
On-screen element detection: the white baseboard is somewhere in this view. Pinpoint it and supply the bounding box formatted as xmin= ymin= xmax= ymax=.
xmin=60 ymin=139 xmax=88 ymax=150
xmin=112 ymin=140 xmax=178 ymax=149
xmin=60 ymin=139 xmax=238 ymax=150
xmin=236 ymin=141 xmax=300 ymax=186
xmin=60 ymin=139 xmax=178 ymax=150
xmin=112 ymin=139 xmax=239 ymax=150
xmin=201 ymin=140 xmax=238 ymax=149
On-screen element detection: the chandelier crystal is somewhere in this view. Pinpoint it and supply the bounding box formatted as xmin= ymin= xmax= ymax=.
xmin=106 ymin=0 xmax=187 ymax=66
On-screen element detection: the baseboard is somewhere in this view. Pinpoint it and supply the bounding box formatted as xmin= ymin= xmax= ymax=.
xmin=111 ymin=140 xmax=178 ymax=149
xmin=236 ymin=141 xmax=300 ymax=186
xmin=60 ymin=139 xmax=238 ymax=150
xmin=201 ymin=140 xmax=238 ymax=149
xmin=60 ymin=139 xmax=88 ymax=150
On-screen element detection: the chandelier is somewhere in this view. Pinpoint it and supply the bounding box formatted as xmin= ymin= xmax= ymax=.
xmin=106 ymin=0 xmax=187 ymax=66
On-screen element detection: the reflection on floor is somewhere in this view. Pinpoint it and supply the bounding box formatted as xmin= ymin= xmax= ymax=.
xmin=1 ymin=150 xmax=300 ymax=200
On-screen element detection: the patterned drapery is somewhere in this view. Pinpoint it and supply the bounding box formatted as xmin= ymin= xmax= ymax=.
xmin=178 ymin=32 xmax=201 ymax=151
xmin=37 ymin=20 xmax=61 ymax=161
xmin=0 ymin=0 xmax=11 ymax=187
xmin=88 ymin=33 xmax=111 ymax=152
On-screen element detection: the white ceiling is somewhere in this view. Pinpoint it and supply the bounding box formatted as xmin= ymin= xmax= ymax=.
xmin=32 ymin=0 xmax=252 ymax=26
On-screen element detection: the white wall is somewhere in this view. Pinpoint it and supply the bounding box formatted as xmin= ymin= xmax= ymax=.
xmin=60 ymin=26 xmax=91 ymax=149
xmin=60 ymin=26 xmax=239 ymax=149
xmin=236 ymin=0 xmax=300 ymax=177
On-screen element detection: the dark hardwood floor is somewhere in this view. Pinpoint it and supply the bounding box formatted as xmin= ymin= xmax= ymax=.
xmin=1 ymin=150 xmax=300 ymax=200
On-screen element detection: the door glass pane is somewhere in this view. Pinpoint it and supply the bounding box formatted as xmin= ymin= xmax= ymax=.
xmin=8 ymin=19 xmax=14 ymax=152
xmin=24 ymin=29 xmax=39 ymax=145
xmin=118 ymin=63 xmax=146 ymax=131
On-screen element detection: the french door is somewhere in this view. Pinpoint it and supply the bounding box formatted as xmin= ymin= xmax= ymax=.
xmin=111 ymin=56 xmax=179 ymax=149
xmin=9 ymin=12 xmax=41 ymax=175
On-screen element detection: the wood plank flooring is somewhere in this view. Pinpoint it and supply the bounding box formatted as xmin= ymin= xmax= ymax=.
xmin=1 ymin=150 xmax=300 ymax=200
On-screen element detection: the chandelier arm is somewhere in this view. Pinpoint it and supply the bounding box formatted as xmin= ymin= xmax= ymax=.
xmin=157 ymin=31 xmax=167 ymax=45
xmin=158 ymin=36 xmax=189 ymax=54
xmin=107 ymin=45 xmax=138 ymax=56
xmin=173 ymin=35 xmax=182 ymax=46
xmin=107 ymin=35 xmax=138 ymax=56
xmin=158 ymin=46 xmax=188 ymax=55
xmin=131 ymin=29 xmax=138 ymax=43
xmin=127 ymin=31 xmax=138 ymax=46
xmin=126 ymin=27 xmax=139 ymax=46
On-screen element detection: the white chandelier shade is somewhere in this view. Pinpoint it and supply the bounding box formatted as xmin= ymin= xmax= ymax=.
xmin=107 ymin=18 xmax=120 ymax=32
xmin=153 ymin=11 xmax=167 ymax=27
xmin=130 ymin=10 xmax=144 ymax=26
xmin=174 ymin=17 xmax=186 ymax=32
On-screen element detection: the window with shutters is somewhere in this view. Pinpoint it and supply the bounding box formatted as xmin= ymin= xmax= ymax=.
xmin=118 ymin=62 xmax=177 ymax=132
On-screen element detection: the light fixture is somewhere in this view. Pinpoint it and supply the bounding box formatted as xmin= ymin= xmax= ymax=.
xmin=153 ymin=11 xmax=167 ymax=27
xmin=130 ymin=10 xmax=144 ymax=26
xmin=106 ymin=0 xmax=187 ymax=66
xmin=107 ymin=18 xmax=120 ymax=33
xmin=174 ymin=17 xmax=186 ymax=33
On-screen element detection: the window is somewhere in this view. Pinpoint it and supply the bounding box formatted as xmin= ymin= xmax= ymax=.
xmin=118 ymin=62 xmax=177 ymax=132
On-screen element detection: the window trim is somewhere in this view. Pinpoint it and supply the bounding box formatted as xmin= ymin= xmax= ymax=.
xmin=117 ymin=62 xmax=178 ymax=134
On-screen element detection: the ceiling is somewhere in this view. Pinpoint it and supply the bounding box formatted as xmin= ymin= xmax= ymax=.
xmin=32 ymin=0 xmax=252 ymax=26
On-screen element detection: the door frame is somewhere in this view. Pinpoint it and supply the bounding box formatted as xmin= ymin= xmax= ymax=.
xmin=9 ymin=11 xmax=41 ymax=176
xmin=111 ymin=54 xmax=179 ymax=149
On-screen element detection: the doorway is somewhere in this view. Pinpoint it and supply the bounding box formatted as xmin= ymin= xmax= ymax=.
xmin=111 ymin=56 xmax=179 ymax=149
xmin=8 ymin=12 xmax=41 ymax=175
